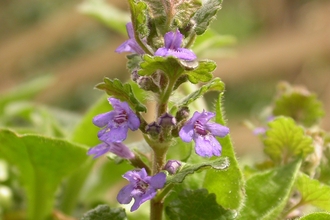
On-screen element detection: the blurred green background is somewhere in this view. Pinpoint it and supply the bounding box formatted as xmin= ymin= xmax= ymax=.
xmin=0 ymin=0 xmax=329 ymax=157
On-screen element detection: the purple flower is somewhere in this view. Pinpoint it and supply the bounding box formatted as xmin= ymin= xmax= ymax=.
xmin=87 ymin=142 xmax=135 ymax=159
xmin=115 ymin=22 xmax=144 ymax=54
xmin=117 ymin=168 xmax=166 ymax=212
xmin=93 ymin=98 xmax=140 ymax=143
xmin=154 ymin=29 xmax=197 ymax=61
xmin=179 ymin=110 xmax=229 ymax=157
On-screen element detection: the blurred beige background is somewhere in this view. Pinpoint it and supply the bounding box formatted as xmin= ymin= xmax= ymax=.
xmin=0 ymin=0 xmax=329 ymax=158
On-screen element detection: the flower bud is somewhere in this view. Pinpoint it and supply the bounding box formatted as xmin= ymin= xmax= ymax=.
xmin=158 ymin=113 xmax=176 ymax=128
xmin=146 ymin=122 xmax=161 ymax=138
xmin=137 ymin=76 xmax=159 ymax=93
xmin=163 ymin=160 xmax=182 ymax=174
xmin=175 ymin=107 xmax=190 ymax=122
xmin=131 ymin=69 xmax=140 ymax=82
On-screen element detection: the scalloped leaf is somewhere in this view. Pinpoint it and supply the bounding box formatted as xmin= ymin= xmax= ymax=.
xmin=0 ymin=129 xmax=88 ymax=220
xmin=175 ymin=77 xmax=224 ymax=109
xmin=263 ymin=116 xmax=314 ymax=164
xmin=166 ymin=157 xmax=229 ymax=185
xmin=273 ymin=82 xmax=325 ymax=127
xmin=81 ymin=205 xmax=127 ymax=220
xmin=237 ymin=159 xmax=302 ymax=220
xmin=165 ymin=189 xmax=236 ymax=220
xmin=296 ymin=172 xmax=330 ymax=211
xmin=173 ymin=0 xmax=202 ymax=29
xmin=193 ymin=0 xmax=223 ymax=35
xmin=138 ymin=55 xmax=184 ymax=77
xmin=186 ymin=60 xmax=216 ymax=84
xmin=299 ymin=212 xmax=330 ymax=220
xmin=95 ymin=78 xmax=146 ymax=112
xmin=203 ymin=93 xmax=245 ymax=210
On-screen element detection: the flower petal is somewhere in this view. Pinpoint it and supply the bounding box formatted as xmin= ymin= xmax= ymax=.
xmin=164 ymin=30 xmax=183 ymax=49
xmin=92 ymin=111 xmax=115 ymax=127
xmin=179 ymin=123 xmax=194 ymax=142
xmin=205 ymin=122 xmax=229 ymax=137
xmin=194 ymin=135 xmax=221 ymax=157
xmin=117 ymin=184 xmax=134 ymax=204
xmin=87 ymin=143 xmax=110 ymax=158
xmin=128 ymin=113 xmax=140 ymax=131
xmin=98 ymin=125 xmax=128 ymax=143
xmin=149 ymin=172 xmax=166 ymax=189
xmin=109 ymin=142 xmax=135 ymax=159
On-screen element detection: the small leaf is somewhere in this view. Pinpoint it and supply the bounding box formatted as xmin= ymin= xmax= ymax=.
xmin=263 ymin=116 xmax=314 ymax=164
xmin=81 ymin=205 xmax=127 ymax=220
xmin=273 ymin=82 xmax=325 ymax=127
xmin=186 ymin=60 xmax=216 ymax=84
xmin=165 ymin=189 xmax=236 ymax=220
xmin=142 ymin=0 xmax=166 ymax=33
xmin=299 ymin=212 xmax=330 ymax=220
xmin=173 ymin=0 xmax=202 ymax=28
xmin=175 ymin=77 xmax=224 ymax=109
xmin=296 ymin=172 xmax=330 ymax=211
xmin=0 ymin=129 xmax=88 ymax=220
xmin=166 ymin=157 xmax=229 ymax=185
xmin=203 ymin=93 xmax=245 ymax=210
xmin=128 ymin=0 xmax=149 ymax=37
xmin=193 ymin=0 xmax=223 ymax=35
xmin=78 ymin=0 xmax=129 ymax=35
xmin=127 ymin=54 xmax=143 ymax=73
xmin=95 ymin=78 xmax=147 ymax=112
xmin=237 ymin=159 xmax=302 ymax=220
xmin=139 ymin=55 xmax=184 ymax=77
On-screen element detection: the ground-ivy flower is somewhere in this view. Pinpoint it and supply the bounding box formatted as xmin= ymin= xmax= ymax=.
xmin=117 ymin=168 xmax=166 ymax=212
xmin=87 ymin=142 xmax=135 ymax=159
xmin=93 ymin=98 xmax=140 ymax=143
xmin=154 ymin=29 xmax=197 ymax=61
xmin=115 ymin=22 xmax=144 ymax=54
xmin=179 ymin=110 xmax=229 ymax=157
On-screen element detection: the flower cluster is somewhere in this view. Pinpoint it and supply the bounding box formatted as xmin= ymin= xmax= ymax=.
xmin=87 ymin=22 xmax=230 ymax=212
xmin=87 ymin=97 xmax=139 ymax=159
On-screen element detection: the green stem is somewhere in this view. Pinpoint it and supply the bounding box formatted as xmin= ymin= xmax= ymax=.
xmin=185 ymin=32 xmax=197 ymax=48
xmin=157 ymin=77 xmax=177 ymax=117
xmin=281 ymin=200 xmax=305 ymax=218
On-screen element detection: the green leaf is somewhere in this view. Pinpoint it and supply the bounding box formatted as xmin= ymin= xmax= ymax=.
xmin=127 ymin=54 xmax=144 ymax=73
xmin=139 ymin=55 xmax=184 ymax=77
xmin=81 ymin=205 xmax=127 ymax=220
xmin=0 ymin=129 xmax=88 ymax=220
xmin=193 ymin=0 xmax=223 ymax=35
xmin=273 ymin=82 xmax=325 ymax=127
xmin=0 ymin=75 xmax=54 ymax=115
xmin=95 ymin=78 xmax=147 ymax=112
xmin=193 ymin=29 xmax=236 ymax=55
xmin=175 ymin=77 xmax=224 ymax=109
xmin=141 ymin=0 xmax=166 ymax=33
xmin=173 ymin=0 xmax=202 ymax=28
xmin=165 ymin=189 xmax=236 ymax=220
xmin=263 ymin=116 xmax=314 ymax=164
xmin=59 ymin=95 xmax=111 ymax=214
xmin=203 ymin=93 xmax=245 ymax=210
xmin=299 ymin=212 xmax=330 ymax=220
xmin=237 ymin=159 xmax=302 ymax=220
xmin=186 ymin=60 xmax=216 ymax=84
xmin=128 ymin=0 xmax=149 ymax=37
xmin=296 ymin=172 xmax=330 ymax=211
xmin=78 ymin=0 xmax=129 ymax=35
xmin=166 ymin=157 xmax=229 ymax=185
